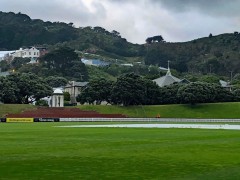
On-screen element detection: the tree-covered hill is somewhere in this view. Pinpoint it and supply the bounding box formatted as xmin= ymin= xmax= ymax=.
xmin=145 ymin=33 xmax=240 ymax=76
xmin=1 ymin=11 xmax=240 ymax=77
xmin=0 ymin=11 xmax=143 ymax=60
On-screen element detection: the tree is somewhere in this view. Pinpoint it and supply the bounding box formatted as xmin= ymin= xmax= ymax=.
xmin=45 ymin=76 xmax=68 ymax=88
xmin=6 ymin=73 xmax=52 ymax=104
xmin=0 ymin=76 xmax=19 ymax=103
xmin=77 ymin=78 xmax=113 ymax=105
xmin=39 ymin=47 xmax=88 ymax=80
xmin=111 ymin=30 xmax=121 ymax=37
xmin=11 ymin=57 xmax=30 ymax=70
xmin=159 ymin=83 xmax=183 ymax=104
xmin=39 ymin=47 xmax=78 ymax=74
xmin=142 ymin=79 xmax=161 ymax=105
xmin=64 ymin=92 xmax=70 ymax=101
xmin=146 ymin=37 xmax=153 ymax=44
xmin=0 ymin=60 xmax=10 ymax=72
xmin=111 ymin=73 xmax=146 ymax=106
xmin=146 ymin=35 xmax=164 ymax=44
xmin=152 ymin=35 xmax=164 ymax=42
xmin=199 ymin=74 xmax=220 ymax=84
xmin=177 ymin=82 xmax=215 ymax=105
xmin=67 ymin=60 xmax=88 ymax=81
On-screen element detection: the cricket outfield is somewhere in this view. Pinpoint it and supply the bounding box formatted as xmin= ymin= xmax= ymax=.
xmin=1 ymin=122 xmax=240 ymax=179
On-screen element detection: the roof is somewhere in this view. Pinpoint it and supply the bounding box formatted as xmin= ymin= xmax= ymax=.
xmin=81 ymin=59 xmax=109 ymax=66
xmin=53 ymin=89 xmax=63 ymax=94
xmin=219 ymin=80 xmax=231 ymax=88
xmin=0 ymin=71 xmax=10 ymax=77
xmin=153 ymin=69 xmax=181 ymax=87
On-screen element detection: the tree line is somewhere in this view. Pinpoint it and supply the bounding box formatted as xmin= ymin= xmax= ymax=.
xmin=77 ymin=73 xmax=240 ymax=106
xmin=1 ymin=72 xmax=240 ymax=105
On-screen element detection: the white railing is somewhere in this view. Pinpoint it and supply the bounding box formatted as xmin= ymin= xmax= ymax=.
xmin=59 ymin=118 xmax=240 ymax=122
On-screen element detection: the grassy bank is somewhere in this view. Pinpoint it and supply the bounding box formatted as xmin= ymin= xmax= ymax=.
xmin=1 ymin=123 xmax=240 ymax=179
xmin=79 ymin=102 xmax=240 ymax=118
xmin=0 ymin=104 xmax=35 ymax=117
xmin=1 ymin=102 xmax=240 ymax=118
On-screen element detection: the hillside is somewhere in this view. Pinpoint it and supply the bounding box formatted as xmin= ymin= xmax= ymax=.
xmin=1 ymin=11 xmax=240 ymax=77
xmin=145 ymin=33 xmax=240 ymax=76
xmin=0 ymin=11 xmax=143 ymax=62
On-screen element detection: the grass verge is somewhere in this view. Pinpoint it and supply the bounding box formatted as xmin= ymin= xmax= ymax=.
xmin=79 ymin=102 xmax=240 ymax=118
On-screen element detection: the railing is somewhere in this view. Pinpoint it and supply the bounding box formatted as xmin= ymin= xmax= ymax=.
xmin=59 ymin=118 xmax=240 ymax=122
xmin=2 ymin=117 xmax=240 ymax=123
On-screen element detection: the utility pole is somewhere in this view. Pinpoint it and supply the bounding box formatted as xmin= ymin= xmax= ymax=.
xmin=209 ymin=64 xmax=212 ymax=74
xmin=229 ymin=70 xmax=233 ymax=92
xmin=230 ymin=70 xmax=233 ymax=84
xmin=79 ymin=74 xmax=84 ymax=81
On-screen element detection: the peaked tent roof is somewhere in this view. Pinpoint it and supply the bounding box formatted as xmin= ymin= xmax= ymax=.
xmin=153 ymin=67 xmax=181 ymax=87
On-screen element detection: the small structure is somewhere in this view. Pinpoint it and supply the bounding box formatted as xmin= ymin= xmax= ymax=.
xmin=51 ymin=89 xmax=64 ymax=107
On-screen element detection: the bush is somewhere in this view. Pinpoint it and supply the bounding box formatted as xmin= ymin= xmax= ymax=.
xmin=35 ymin=99 xmax=49 ymax=106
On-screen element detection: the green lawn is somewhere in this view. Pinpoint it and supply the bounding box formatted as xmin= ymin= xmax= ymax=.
xmin=79 ymin=102 xmax=240 ymax=118
xmin=1 ymin=122 xmax=240 ymax=179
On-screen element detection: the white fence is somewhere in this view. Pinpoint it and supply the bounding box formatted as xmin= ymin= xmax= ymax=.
xmin=59 ymin=118 xmax=240 ymax=123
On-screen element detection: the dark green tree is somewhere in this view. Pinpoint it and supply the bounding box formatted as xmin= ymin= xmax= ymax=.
xmin=11 ymin=57 xmax=31 ymax=70
xmin=159 ymin=83 xmax=183 ymax=104
xmin=77 ymin=78 xmax=113 ymax=105
xmin=0 ymin=76 xmax=19 ymax=103
xmin=6 ymin=73 xmax=52 ymax=104
xmin=39 ymin=47 xmax=88 ymax=80
xmin=45 ymin=76 xmax=68 ymax=88
xmin=177 ymin=82 xmax=216 ymax=105
xmin=0 ymin=60 xmax=10 ymax=72
xmin=64 ymin=92 xmax=71 ymax=101
xmin=111 ymin=73 xmax=146 ymax=106
xmin=142 ymin=79 xmax=161 ymax=105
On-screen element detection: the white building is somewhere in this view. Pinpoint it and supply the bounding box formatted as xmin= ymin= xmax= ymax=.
xmin=50 ymin=89 xmax=64 ymax=107
xmin=11 ymin=47 xmax=40 ymax=63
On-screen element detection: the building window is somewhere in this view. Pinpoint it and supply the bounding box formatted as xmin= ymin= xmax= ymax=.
xmin=34 ymin=52 xmax=36 ymax=55
xmin=29 ymin=52 xmax=31 ymax=55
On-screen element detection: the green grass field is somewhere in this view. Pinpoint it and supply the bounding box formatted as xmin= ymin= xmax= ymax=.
xmin=1 ymin=122 xmax=240 ymax=179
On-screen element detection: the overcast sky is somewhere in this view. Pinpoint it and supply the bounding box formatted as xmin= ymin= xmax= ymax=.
xmin=1 ymin=0 xmax=240 ymax=44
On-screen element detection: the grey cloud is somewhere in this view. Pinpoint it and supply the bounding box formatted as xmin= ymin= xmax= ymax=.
xmin=1 ymin=0 xmax=240 ymax=43
xmin=1 ymin=0 xmax=107 ymax=27
xmin=109 ymin=0 xmax=240 ymax=16
xmin=152 ymin=0 xmax=240 ymax=16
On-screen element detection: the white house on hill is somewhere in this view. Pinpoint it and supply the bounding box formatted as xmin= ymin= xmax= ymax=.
xmin=11 ymin=47 xmax=40 ymax=63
